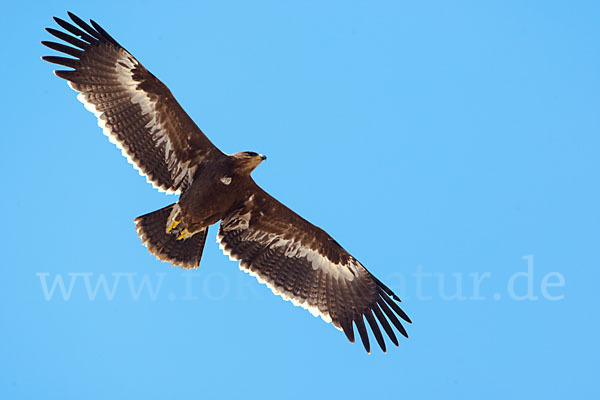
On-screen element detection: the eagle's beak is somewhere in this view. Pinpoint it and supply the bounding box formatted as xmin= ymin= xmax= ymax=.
xmin=259 ymin=154 xmax=267 ymax=161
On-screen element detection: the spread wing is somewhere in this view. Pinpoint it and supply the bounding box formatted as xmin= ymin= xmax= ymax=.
xmin=42 ymin=13 xmax=225 ymax=194
xmin=218 ymin=182 xmax=411 ymax=353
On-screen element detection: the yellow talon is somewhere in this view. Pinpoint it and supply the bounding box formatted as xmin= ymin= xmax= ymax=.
xmin=168 ymin=220 xmax=181 ymax=232
xmin=177 ymin=228 xmax=192 ymax=240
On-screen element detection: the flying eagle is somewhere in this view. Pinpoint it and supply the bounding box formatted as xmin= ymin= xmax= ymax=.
xmin=42 ymin=13 xmax=411 ymax=353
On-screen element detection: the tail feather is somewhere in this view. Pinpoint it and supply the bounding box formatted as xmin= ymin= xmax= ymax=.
xmin=134 ymin=204 xmax=207 ymax=269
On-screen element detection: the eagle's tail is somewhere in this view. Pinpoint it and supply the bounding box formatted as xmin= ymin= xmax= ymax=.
xmin=134 ymin=204 xmax=208 ymax=269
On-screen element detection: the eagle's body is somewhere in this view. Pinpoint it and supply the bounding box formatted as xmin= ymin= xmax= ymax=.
xmin=43 ymin=13 xmax=411 ymax=353
xmin=176 ymin=154 xmax=263 ymax=236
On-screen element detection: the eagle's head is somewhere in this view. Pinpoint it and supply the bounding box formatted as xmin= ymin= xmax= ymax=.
xmin=231 ymin=151 xmax=267 ymax=174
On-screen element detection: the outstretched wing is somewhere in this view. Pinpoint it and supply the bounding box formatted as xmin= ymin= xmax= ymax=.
xmin=218 ymin=182 xmax=411 ymax=353
xmin=42 ymin=12 xmax=225 ymax=194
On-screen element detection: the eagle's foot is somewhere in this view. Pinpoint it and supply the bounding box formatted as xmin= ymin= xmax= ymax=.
xmin=177 ymin=227 xmax=193 ymax=240
xmin=167 ymin=219 xmax=181 ymax=232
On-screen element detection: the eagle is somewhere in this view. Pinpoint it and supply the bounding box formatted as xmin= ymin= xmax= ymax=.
xmin=42 ymin=12 xmax=411 ymax=353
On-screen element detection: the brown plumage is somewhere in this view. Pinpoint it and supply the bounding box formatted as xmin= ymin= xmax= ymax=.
xmin=42 ymin=12 xmax=411 ymax=353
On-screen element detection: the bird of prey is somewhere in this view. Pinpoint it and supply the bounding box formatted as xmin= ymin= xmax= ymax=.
xmin=42 ymin=13 xmax=411 ymax=353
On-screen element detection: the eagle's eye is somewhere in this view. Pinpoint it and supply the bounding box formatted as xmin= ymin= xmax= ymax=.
xmin=245 ymin=152 xmax=259 ymax=158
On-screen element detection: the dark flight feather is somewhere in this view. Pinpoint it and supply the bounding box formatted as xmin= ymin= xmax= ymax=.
xmin=45 ymin=28 xmax=90 ymax=49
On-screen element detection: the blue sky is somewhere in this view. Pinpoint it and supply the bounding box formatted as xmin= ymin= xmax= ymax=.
xmin=1 ymin=0 xmax=599 ymax=398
